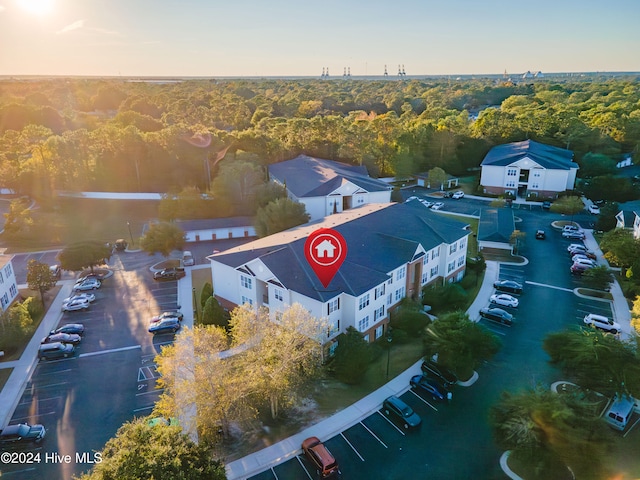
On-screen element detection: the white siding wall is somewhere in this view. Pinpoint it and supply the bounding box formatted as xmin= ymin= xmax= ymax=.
xmin=185 ymin=226 xmax=255 ymax=242
xmin=480 ymin=165 xmax=506 ymax=188
xmin=543 ymin=170 xmax=571 ymax=192
xmin=300 ymin=197 xmax=326 ymax=221
xmin=0 ymin=259 xmax=18 ymax=312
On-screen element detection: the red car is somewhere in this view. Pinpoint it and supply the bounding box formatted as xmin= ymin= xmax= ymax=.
xmin=301 ymin=437 xmax=341 ymax=478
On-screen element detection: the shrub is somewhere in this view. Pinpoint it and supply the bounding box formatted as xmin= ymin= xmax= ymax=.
xmin=422 ymin=283 xmax=468 ymax=312
xmin=331 ymin=327 xmax=372 ymax=384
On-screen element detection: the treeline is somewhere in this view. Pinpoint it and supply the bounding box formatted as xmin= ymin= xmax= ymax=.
xmin=0 ymin=76 xmax=639 ymax=199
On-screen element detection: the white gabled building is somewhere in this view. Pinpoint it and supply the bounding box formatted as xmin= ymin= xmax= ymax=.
xmin=208 ymin=202 xmax=470 ymax=349
xmin=268 ymin=155 xmax=392 ymax=221
xmin=480 ymin=140 xmax=578 ymax=199
xmin=0 ymin=254 xmax=19 ymax=312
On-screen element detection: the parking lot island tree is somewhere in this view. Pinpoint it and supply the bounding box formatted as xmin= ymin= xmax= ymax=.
xmin=58 ymin=240 xmax=112 ymax=273
xmin=581 ymin=265 xmax=613 ymax=291
xmin=423 ymin=311 xmax=501 ymax=380
xmin=26 ymin=259 xmax=57 ymax=307
xmin=549 ymin=196 xmax=585 ymax=218
xmin=75 ymin=417 xmax=227 ymax=480
xmin=490 ymin=387 xmax=613 ymax=480
xmin=139 ymin=221 xmax=186 ymax=257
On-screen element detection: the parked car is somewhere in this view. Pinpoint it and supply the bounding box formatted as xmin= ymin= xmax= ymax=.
xmin=572 ymin=257 xmax=596 ymax=267
xmin=41 ymin=333 xmax=81 ymax=345
xmin=570 ymin=263 xmax=591 ymax=275
xmin=563 ymin=230 xmax=586 ymax=240
xmin=584 ymin=313 xmax=621 ymax=334
xmin=562 ymin=225 xmax=582 ymax=233
xmin=420 ymin=360 xmax=458 ymax=387
xmin=74 ymin=278 xmax=101 ymax=291
xmin=51 ymin=323 xmax=85 ymax=336
xmin=569 ymin=250 xmax=596 ymax=260
xmin=479 ymin=307 xmax=513 ymax=325
xmin=0 ymin=423 xmax=46 ymax=447
xmin=61 ymin=298 xmax=90 ymax=312
xmin=182 ymin=251 xmax=195 ymax=266
xmin=114 ymin=239 xmax=128 ymax=251
xmin=382 ymin=395 xmax=422 ymax=429
xmin=493 ymin=279 xmax=523 ymax=294
xmin=588 ymin=204 xmax=600 ymax=215
xmin=571 ymin=254 xmax=595 ymax=264
xmin=150 ymin=311 xmax=184 ymax=324
xmin=49 ymin=264 xmax=61 ymax=280
xmin=431 ymin=202 xmax=444 ymax=210
xmin=38 ymin=342 xmax=75 ymax=361
xmin=405 ymin=196 xmax=419 ymax=202
xmin=410 ymin=375 xmax=452 ymax=402
xmin=567 ymin=243 xmax=587 ymax=253
xmin=542 ymin=201 xmax=551 ymax=210
xmin=301 ymin=436 xmax=341 ymax=478
xmin=148 ymin=318 xmax=181 ymax=335
xmin=442 ymin=191 xmax=453 ymax=198
xmin=489 ymin=293 xmax=519 ymax=308
xmin=153 ymin=267 xmax=186 ymax=281
xmin=452 ymin=191 xmax=465 ymax=199
xmin=62 ymin=293 xmax=96 ymax=304
xmin=535 ymin=230 xmax=546 ymax=240
xmin=420 ymin=199 xmax=433 ymax=208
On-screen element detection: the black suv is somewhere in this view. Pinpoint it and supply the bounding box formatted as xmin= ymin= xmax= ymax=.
xmin=0 ymin=423 xmax=46 ymax=447
xmin=38 ymin=342 xmax=75 ymax=361
xmin=382 ymin=396 xmax=422 ymax=429
xmin=153 ymin=268 xmax=186 ymax=281
xmin=421 ymin=359 xmax=458 ymax=387
xmin=479 ymin=307 xmax=513 ymax=325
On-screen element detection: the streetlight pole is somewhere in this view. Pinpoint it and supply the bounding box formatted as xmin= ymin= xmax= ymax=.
xmin=386 ymin=326 xmax=393 ymax=380
xmin=127 ymin=222 xmax=134 ymax=247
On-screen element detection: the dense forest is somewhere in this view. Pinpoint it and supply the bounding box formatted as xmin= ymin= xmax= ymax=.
xmin=0 ymin=76 xmax=638 ymax=204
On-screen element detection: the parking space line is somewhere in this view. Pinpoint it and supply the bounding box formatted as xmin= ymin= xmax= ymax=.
xmin=133 ymin=406 xmax=154 ymax=413
xmin=340 ymin=432 xmax=365 ymax=461
xmin=524 ymin=281 xmax=573 ymax=293
xmin=36 ymin=369 xmax=72 ymax=376
xmin=1 ymin=467 xmax=37 ymax=476
xmin=31 ymin=381 xmax=68 ymax=389
xmin=295 ymin=456 xmax=313 ymax=479
xmin=136 ymin=388 xmax=164 ymax=397
xmin=17 ymin=396 xmax=62 ymax=406
xmin=79 ymin=345 xmax=141 ymax=358
xmin=11 ymin=411 xmax=57 ymax=421
xmin=270 ymin=466 xmax=279 ymax=480
xmin=359 ymin=421 xmax=388 ymax=448
xmin=376 ymin=411 xmax=406 ymax=436
xmin=408 ymin=389 xmax=439 ymax=411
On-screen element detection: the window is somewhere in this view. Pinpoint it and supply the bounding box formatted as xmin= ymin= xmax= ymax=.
xmin=422 ymin=256 xmax=428 ymax=266
xmin=4 ymin=264 xmax=11 ymax=276
xmin=9 ymin=284 xmax=17 ymax=297
xmin=240 ymin=275 xmax=252 ymax=289
xmin=374 ymin=284 xmax=385 ymax=299
xmin=394 ymin=287 xmax=405 ymax=302
xmin=374 ymin=306 xmax=385 ymax=321
xmin=421 ymin=272 xmax=428 ymax=284
xmin=507 ymin=168 xmax=517 ymax=176
xmin=431 ymin=249 xmax=439 ymax=260
xmin=375 ymin=325 xmax=384 ymax=340
xmin=457 ymin=256 xmax=465 ymax=267
xmin=447 ymin=261 xmax=455 ymax=273
xmin=0 ymin=271 xmax=3 ymax=284
xmin=459 ymin=238 xmax=466 ymax=250
xmin=358 ymin=316 xmax=370 ymax=332
xmin=241 ymin=296 xmax=253 ymax=306
xmin=533 ymin=170 xmax=541 ymax=177
xmin=329 ymin=342 xmax=338 ymax=356
xmin=328 ymin=298 xmax=340 ymax=314
xmin=395 ymin=266 xmax=406 ymax=281
xmin=1 ymin=293 xmax=8 ymax=308
xmin=358 ymin=294 xmax=370 ymax=311
xmin=274 ymin=289 xmax=283 ymax=302
xmin=430 ymin=266 xmax=439 ymax=277
xmin=387 ymin=293 xmax=393 ymax=306
xmin=449 ymin=243 xmax=457 ymax=254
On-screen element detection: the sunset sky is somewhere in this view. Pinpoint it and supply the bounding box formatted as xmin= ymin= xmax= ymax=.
xmin=1 ymin=0 xmax=639 ymax=77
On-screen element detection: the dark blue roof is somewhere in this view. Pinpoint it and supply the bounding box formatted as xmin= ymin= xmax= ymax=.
xmin=268 ymin=155 xmax=391 ymax=198
xmin=481 ymin=140 xmax=577 ymax=170
xmin=212 ymin=202 xmax=470 ymax=301
xmin=478 ymin=208 xmax=515 ymax=244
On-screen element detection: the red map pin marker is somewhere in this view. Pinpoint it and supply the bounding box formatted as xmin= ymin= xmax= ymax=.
xmin=304 ymin=228 xmax=348 ymax=288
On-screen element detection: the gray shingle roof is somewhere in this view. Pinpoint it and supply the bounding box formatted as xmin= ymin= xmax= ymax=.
xmin=212 ymin=201 xmax=470 ymax=301
xmin=268 ymin=155 xmax=391 ymax=198
xmin=481 ymin=140 xmax=577 ymax=170
xmin=478 ymin=208 xmax=515 ymax=244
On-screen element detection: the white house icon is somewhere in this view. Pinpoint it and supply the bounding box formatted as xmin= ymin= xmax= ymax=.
xmin=315 ymin=239 xmax=336 ymax=258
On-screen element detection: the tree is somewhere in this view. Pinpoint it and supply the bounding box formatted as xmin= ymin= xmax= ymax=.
xmin=582 ymin=265 xmax=613 ymax=291
xmin=426 ymin=167 xmax=448 ymax=190
xmin=200 ymin=282 xmax=213 ymax=309
xmin=58 ymin=240 xmax=111 ymax=273
xmin=26 ymin=259 xmax=56 ymax=307
xmin=582 ymin=175 xmax=637 ymax=203
xmin=140 ymin=222 xmax=185 ymax=257
xmin=578 ymin=152 xmax=616 ymax=178
xmin=632 ymin=295 xmax=640 ymax=335
xmin=76 ymin=417 xmax=227 ymax=480
xmin=599 ymin=228 xmax=640 ymax=270
xmin=0 ymin=298 xmax=36 ymax=357
xmin=490 ymin=387 xmax=613 ymax=480
xmin=594 ymin=201 xmax=618 ymax=232
xmin=421 ymin=283 xmax=468 ymax=313
xmin=201 ymin=296 xmax=227 ymax=328
xmin=550 ymin=196 xmax=584 ymax=217
xmin=2 ymin=197 xmax=33 ymax=239
xmin=331 ymin=326 xmax=373 ymax=384
xmin=254 ymin=197 xmax=310 ymax=237
xmin=509 ymin=230 xmax=526 ymax=255
xmin=423 ymin=311 xmax=500 ymax=380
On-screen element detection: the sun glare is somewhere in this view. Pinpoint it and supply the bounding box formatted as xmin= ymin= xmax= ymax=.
xmin=16 ymin=0 xmax=54 ymax=16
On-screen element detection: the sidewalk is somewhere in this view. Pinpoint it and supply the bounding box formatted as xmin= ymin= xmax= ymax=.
xmin=225 ymin=263 xmax=500 ymax=480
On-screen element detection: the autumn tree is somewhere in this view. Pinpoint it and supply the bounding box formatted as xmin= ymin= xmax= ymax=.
xmin=2 ymin=197 xmax=33 ymax=239
xmin=26 ymin=259 xmax=56 ymax=307
xmin=58 ymin=240 xmax=111 ymax=273
xmin=139 ymin=222 xmax=185 ymax=257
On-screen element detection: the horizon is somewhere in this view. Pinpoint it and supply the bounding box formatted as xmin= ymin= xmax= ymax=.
xmin=0 ymin=0 xmax=639 ymax=77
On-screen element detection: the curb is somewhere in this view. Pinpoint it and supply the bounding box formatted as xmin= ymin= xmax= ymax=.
xmin=500 ymin=451 xmax=524 ymax=480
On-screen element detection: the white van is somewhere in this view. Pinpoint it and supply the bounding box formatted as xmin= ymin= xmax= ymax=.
xmin=182 ymin=251 xmax=194 ymax=266
xmin=605 ymin=395 xmax=636 ymax=431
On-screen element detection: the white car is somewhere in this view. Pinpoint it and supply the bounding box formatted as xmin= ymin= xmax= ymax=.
xmin=405 ymin=196 xmax=419 ymax=202
xmin=452 ymin=191 xmax=465 ymax=199
xmin=431 ymin=202 xmax=445 ymax=210
xmin=74 ymin=278 xmax=101 ymax=291
xmin=573 ymin=257 xmax=596 ymax=267
xmin=420 ymin=199 xmax=433 ymax=208
xmin=562 ymin=230 xmax=585 ymax=239
xmin=62 ymin=293 xmax=96 ymax=304
xmin=583 ymin=313 xmax=620 ymax=334
xmin=489 ymin=293 xmax=519 ymax=308
xmin=567 ymin=244 xmax=587 ymax=254
xmin=562 ymin=225 xmax=582 ymax=233
xmin=61 ymin=298 xmax=90 ymax=312
xmin=588 ymin=204 xmax=600 ymax=215
xmin=571 ymin=254 xmax=595 ymax=264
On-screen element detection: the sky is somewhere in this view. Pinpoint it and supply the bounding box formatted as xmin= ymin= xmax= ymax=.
xmin=1 ymin=0 xmax=639 ymax=77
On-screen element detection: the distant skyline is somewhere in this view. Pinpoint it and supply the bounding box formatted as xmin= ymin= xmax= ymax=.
xmin=1 ymin=0 xmax=639 ymax=77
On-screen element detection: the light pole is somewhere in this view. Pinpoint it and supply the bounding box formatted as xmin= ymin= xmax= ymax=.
xmin=385 ymin=326 xmax=393 ymax=380
xmin=127 ymin=222 xmax=134 ymax=247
